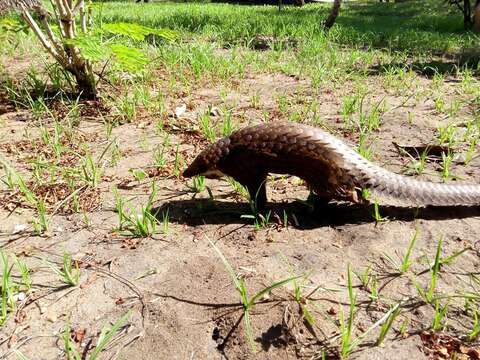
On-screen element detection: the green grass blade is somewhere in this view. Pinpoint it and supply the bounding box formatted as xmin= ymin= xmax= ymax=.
xmin=248 ymin=275 xmax=302 ymax=307
xmin=243 ymin=310 xmax=256 ymax=353
xmin=208 ymin=237 xmax=242 ymax=291
xmin=89 ymin=310 xmax=132 ymax=360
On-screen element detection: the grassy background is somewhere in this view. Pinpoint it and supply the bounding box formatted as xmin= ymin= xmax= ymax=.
xmin=76 ymin=0 xmax=480 ymax=86
xmin=97 ymin=0 xmax=478 ymax=53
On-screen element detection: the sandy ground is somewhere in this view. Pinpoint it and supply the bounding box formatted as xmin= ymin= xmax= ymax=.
xmin=1 ymin=72 xmax=480 ymax=359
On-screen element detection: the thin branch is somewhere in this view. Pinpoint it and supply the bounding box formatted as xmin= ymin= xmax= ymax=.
xmin=49 ymin=0 xmax=66 ymax=37
xmin=323 ymin=0 xmax=342 ymax=30
xmin=72 ymin=0 xmax=84 ymax=16
xmin=20 ymin=7 xmax=61 ymax=61
xmin=36 ymin=9 xmax=68 ymax=62
xmin=0 ymin=0 xmax=40 ymax=14
xmin=61 ymin=0 xmax=73 ymax=17
xmin=53 ymin=0 xmax=66 ymax=18
xmin=55 ymin=0 xmax=74 ymax=39
xmin=80 ymin=7 xmax=87 ymax=33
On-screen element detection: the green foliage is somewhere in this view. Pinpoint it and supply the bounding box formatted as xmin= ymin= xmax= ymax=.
xmin=65 ymin=22 xmax=177 ymax=73
xmin=0 ymin=17 xmax=28 ymax=34
xmin=103 ymin=22 xmax=177 ymax=42
xmin=65 ymin=34 xmax=106 ymax=62
xmin=109 ymin=43 xmax=148 ymax=72
xmin=0 ymin=17 xmax=29 ymax=43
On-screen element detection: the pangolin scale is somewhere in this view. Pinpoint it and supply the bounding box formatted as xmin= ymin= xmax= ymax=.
xmin=183 ymin=121 xmax=480 ymax=208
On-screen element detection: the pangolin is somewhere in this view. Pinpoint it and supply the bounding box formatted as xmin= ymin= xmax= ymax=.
xmin=183 ymin=121 xmax=480 ymax=209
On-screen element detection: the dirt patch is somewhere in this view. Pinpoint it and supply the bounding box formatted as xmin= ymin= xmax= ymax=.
xmin=1 ymin=69 xmax=480 ymax=360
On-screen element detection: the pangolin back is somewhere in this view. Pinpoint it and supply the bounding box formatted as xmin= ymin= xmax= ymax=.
xmin=187 ymin=122 xmax=480 ymax=206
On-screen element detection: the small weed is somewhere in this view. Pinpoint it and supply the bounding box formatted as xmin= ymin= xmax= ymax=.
xmin=221 ymin=109 xmax=235 ymax=137
xmin=376 ymin=304 xmax=401 ymax=346
xmin=342 ymin=95 xmax=358 ymax=128
xmin=13 ymin=256 xmax=32 ymax=290
xmin=63 ymin=320 xmax=81 ymax=360
xmin=411 ymin=148 xmax=429 ymax=175
xmin=114 ymin=182 xmax=163 ymax=237
xmin=33 ymin=198 xmax=50 ymax=235
xmin=427 ymin=240 xmax=443 ymax=302
xmin=191 ymin=175 xmax=206 ymax=193
xmin=250 ymin=91 xmax=261 ymax=109
xmin=153 ymin=134 xmax=170 ymax=169
xmin=61 ymin=311 xmax=132 ymax=359
xmin=414 ymin=238 xmax=442 ymax=304
xmin=46 ymin=252 xmax=80 ymax=287
xmin=441 ymin=151 xmax=453 ymax=180
xmin=241 ymin=211 xmax=272 ymax=230
xmin=89 ymin=311 xmax=132 ymax=359
xmin=437 ymin=123 xmax=457 ymax=147
xmin=173 ymin=143 xmax=183 ymax=178
xmin=209 ymin=238 xmax=300 ymax=353
xmin=161 ymin=208 xmax=170 ymax=234
xmin=12 ymin=350 xmax=30 ymax=360
xmin=434 ymin=96 xmax=445 ymax=113
xmin=199 ymin=112 xmax=216 ymax=142
xmin=354 ymin=266 xmax=372 ymax=289
xmin=431 ymin=299 xmax=449 ymax=331
xmin=357 ymin=134 xmax=374 ymax=161
xmin=118 ymin=93 xmax=138 ymax=122
xmin=439 ymin=246 xmax=470 ymax=267
xmin=291 ymin=276 xmax=320 ymax=326
xmin=277 ymin=94 xmax=289 ymax=115
xmin=354 ymin=266 xmax=378 ymax=301
xmin=129 ymin=168 xmax=148 ymax=182
xmin=339 ymin=265 xmax=357 ymax=358
xmin=464 ymin=138 xmax=477 ymax=165
xmin=383 ymin=228 xmax=418 ymax=275
xmin=81 ymin=153 xmax=102 ymax=187
xmin=447 ymin=99 xmax=461 ymax=117
xmin=371 ymin=199 xmax=388 ymax=223
xmin=0 ymin=251 xmax=15 ymax=325
xmin=227 ymin=177 xmax=250 ymax=201
xmin=468 ymin=307 xmax=480 ymax=340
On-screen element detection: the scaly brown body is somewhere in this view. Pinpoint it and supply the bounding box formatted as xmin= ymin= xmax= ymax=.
xmin=183 ymin=121 xmax=480 ymax=208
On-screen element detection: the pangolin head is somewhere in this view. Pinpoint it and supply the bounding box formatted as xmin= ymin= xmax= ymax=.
xmin=183 ymin=138 xmax=231 ymax=179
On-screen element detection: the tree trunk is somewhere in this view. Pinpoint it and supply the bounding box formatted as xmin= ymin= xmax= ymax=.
xmin=323 ymin=0 xmax=341 ymax=30
xmin=69 ymin=64 xmax=97 ymax=99
xmin=474 ymin=0 xmax=480 ymax=31
xmin=294 ymin=0 xmax=305 ymax=7
xmin=464 ymin=0 xmax=472 ymax=27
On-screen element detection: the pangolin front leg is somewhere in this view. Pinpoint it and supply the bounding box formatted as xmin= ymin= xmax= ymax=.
xmin=218 ymin=149 xmax=269 ymax=209
xmin=238 ymin=172 xmax=268 ymax=210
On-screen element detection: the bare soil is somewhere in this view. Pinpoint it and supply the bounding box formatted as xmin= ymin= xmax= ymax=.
xmin=1 ymin=71 xmax=480 ymax=360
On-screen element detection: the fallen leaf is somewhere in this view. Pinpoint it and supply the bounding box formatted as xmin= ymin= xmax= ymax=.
xmin=174 ymin=103 xmax=187 ymax=118
xmin=80 ymin=272 xmax=98 ymax=289
xmin=12 ymin=224 xmax=27 ymax=234
xmin=13 ymin=292 xmax=26 ymax=302
xmin=45 ymin=309 xmax=57 ymax=323
xmin=14 ymin=310 xmax=26 ymax=324
xmin=115 ymin=297 xmax=125 ymax=305
xmin=210 ymin=106 xmax=221 ymax=117
xmin=72 ymin=328 xmax=86 ymax=343
xmin=327 ymin=307 xmax=337 ymax=315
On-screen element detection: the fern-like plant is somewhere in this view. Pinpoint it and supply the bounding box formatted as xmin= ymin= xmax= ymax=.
xmin=1 ymin=0 xmax=98 ymax=98
xmin=0 ymin=1 xmax=176 ymax=99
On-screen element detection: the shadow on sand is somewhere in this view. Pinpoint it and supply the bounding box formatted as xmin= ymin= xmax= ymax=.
xmin=153 ymin=198 xmax=480 ymax=229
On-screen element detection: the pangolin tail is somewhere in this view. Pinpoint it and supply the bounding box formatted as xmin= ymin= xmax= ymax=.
xmin=355 ymin=162 xmax=480 ymax=206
